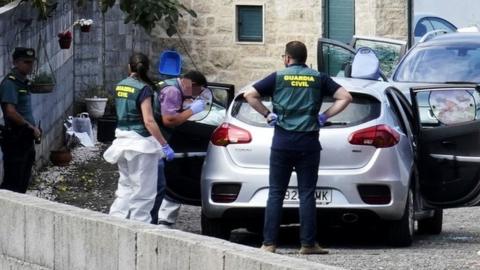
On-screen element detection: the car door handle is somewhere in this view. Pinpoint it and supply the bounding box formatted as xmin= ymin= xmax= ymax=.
xmin=441 ymin=140 xmax=456 ymax=148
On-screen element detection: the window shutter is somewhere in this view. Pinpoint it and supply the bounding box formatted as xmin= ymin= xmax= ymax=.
xmin=326 ymin=0 xmax=354 ymax=44
xmin=237 ymin=6 xmax=263 ymax=42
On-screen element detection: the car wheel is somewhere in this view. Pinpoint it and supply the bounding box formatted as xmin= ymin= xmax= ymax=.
xmin=386 ymin=188 xmax=414 ymax=247
xmin=417 ymin=209 xmax=443 ymax=235
xmin=201 ymin=212 xmax=231 ymax=240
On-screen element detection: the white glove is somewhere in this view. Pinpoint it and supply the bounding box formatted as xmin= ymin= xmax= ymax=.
xmin=189 ymin=99 xmax=205 ymax=114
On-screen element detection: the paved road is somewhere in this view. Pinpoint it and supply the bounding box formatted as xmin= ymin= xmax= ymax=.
xmin=176 ymin=205 xmax=480 ymax=270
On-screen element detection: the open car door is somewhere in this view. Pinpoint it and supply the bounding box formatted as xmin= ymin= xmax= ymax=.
xmin=165 ymin=83 xmax=235 ymax=205
xmin=411 ymin=84 xmax=480 ymax=208
xmin=317 ymin=38 xmax=356 ymax=78
xmin=350 ymin=36 xmax=406 ymax=77
xmin=317 ymin=36 xmax=406 ymax=79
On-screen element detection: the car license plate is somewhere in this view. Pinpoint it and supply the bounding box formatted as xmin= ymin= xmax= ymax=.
xmin=284 ymin=188 xmax=332 ymax=204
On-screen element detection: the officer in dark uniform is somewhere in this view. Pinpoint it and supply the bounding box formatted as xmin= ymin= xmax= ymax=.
xmin=244 ymin=41 xmax=352 ymax=254
xmin=0 ymin=47 xmax=41 ymax=193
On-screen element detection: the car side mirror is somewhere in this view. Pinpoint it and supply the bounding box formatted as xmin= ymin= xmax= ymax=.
xmin=351 ymin=47 xmax=380 ymax=80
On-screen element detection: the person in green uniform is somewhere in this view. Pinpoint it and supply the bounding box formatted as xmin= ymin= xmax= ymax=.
xmin=0 ymin=47 xmax=41 ymax=193
xmin=104 ymin=52 xmax=174 ymax=223
xmin=244 ymin=41 xmax=352 ymax=254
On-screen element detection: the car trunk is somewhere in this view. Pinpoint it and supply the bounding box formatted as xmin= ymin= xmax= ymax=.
xmin=227 ymin=93 xmax=381 ymax=169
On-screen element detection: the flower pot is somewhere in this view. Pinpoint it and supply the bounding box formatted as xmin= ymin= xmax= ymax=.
xmin=80 ymin=25 xmax=91 ymax=32
xmin=31 ymin=83 xmax=55 ymax=94
xmin=58 ymin=38 xmax=72 ymax=49
xmin=85 ymin=97 xmax=108 ymax=118
xmin=50 ymin=149 xmax=72 ymax=166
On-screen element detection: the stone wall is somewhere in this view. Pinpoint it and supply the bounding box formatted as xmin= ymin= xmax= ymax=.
xmin=73 ymin=2 xmax=152 ymax=110
xmin=150 ymin=0 xmax=323 ymax=91
xmin=355 ymin=0 xmax=408 ymax=40
xmin=0 ymin=0 xmax=75 ymax=165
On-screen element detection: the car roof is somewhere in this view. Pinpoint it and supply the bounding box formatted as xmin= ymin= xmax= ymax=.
xmin=417 ymin=32 xmax=480 ymax=47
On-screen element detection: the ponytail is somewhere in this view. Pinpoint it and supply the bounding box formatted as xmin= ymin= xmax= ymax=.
xmin=129 ymin=53 xmax=157 ymax=89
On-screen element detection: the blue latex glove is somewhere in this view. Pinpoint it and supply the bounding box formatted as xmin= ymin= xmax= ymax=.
xmin=189 ymin=99 xmax=205 ymax=114
xmin=266 ymin=112 xmax=278 ymax=127
xmin=162 ymin=144 xmax=175 ymax=161
xmin=318 ymin=113 xmax=328 ymax=127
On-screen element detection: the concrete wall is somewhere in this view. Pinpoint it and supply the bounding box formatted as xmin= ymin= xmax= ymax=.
xmin=0 ymin=190 xmax=343 ymax=270
xmin=150 ymin=0 xmax=323 ymax=91
xmin=355 ymin=0 xmax=408 ymax=40
xmin=0 ymin=0 xmax=75 ymax=164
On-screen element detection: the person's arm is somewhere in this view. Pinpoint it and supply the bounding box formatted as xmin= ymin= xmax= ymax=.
xmin=243 ymin=72 xmax=276 ymax=117
xmin=243 ymin=87 xmax=271 ymax=118
xmin=1 ymin=103 xmax=41 ymax=138
xmin=140 ymin=97 xmax=167 ymax=145
xmin=320 ymin=86 xmax=352 ymax=118
xmin=161 ymin=109 xmax=195 ymax=128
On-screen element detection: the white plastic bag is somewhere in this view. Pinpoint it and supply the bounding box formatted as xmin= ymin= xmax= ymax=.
xmin=67 ymin=113 xmax=94 ymax=147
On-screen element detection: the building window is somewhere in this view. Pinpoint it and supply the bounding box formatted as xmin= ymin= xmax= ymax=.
xmin=236 ymin=5 xmax=263 ymax=42
xmin=324 ymin=0 xmax=355 ymax=44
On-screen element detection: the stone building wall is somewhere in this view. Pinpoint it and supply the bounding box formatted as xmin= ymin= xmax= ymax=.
xmin=150 ymin=0 xmax=323 ymax=91
xmin=0 ymin=0 xmax=75 ymax=165
xmin=355 ymin=0 xmax=408 ymax=40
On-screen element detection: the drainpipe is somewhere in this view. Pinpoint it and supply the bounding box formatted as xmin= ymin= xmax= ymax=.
xmin=101 ymin=10 xmax=106 ymax=90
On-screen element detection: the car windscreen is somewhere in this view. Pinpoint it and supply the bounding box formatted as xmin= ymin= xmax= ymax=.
xmin=394 ymin=44 xmax=480 ymax=83
xmin=231 ymin=93 xmax=380 ymax=127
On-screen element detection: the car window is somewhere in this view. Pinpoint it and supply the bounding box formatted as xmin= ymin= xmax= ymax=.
xmin=414 ymin=19 xmax=432 ymax=38
xmin=394 ymin=44 xmax=480 ymax=83
xmin=386 ymin=93 xmax=407 ymax=134
xmin=187 ymin=86 xmax=229 ymax=126
xmin=321 ymin=43 xmax=354 ymax=77
xmin=430 ymin=18 xmax=457 ymax=33
xmin=415 ymin=89 xmax=480 ymax=127
xmin=232 ymin=93 xmax=380 ymax=127
xmin=354 ymin=39 xmax=404 ymax=77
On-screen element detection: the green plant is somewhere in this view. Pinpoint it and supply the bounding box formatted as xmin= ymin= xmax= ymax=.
xmin=84 ymin=84 xmax=107 ymax=98
xmin=33 ymin=72 xmax=54 ymax=85
xmin=27 ymin=0 xmax=196 ymax=35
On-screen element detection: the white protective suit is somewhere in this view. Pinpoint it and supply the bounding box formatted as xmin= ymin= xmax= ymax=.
xmin=104 ymin=129 xmax=164 ymax=223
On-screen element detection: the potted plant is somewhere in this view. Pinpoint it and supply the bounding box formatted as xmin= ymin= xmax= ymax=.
xmin=84 ymin=84 xmax=109 ymax=118
xmin=50 ymin=133 xmax=77 ymax=166
xmin=75 ymin=18 xmax=94 ymax=32
xmin=57 ymin=31 xmax=72 ymax=49
xmin=31 ymin=72 xmax=55 ymax=93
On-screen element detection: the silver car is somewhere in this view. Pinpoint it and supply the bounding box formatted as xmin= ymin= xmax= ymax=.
xmin=168 ymin=33 xmax=480 ymax=247
xmin=166 ymin=34 xmax=480 ymax=246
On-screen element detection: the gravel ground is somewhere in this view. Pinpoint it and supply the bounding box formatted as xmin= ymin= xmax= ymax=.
xmin=29 ymin=143 xmax=480 ymax=270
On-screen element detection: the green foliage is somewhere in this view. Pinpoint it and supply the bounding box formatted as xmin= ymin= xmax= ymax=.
xmin=33 ymin=72 xmax=55 ymax=85
xmin=23 ymin=0 xmax=196 ymax=35
xmin=102 ymin=0 xmax=197 ymax=35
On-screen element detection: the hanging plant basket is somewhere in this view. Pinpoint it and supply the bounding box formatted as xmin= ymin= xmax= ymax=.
xmin=32 ymin=34 xmax=57 ymax=94
xmin=31 ymin=83 xmax=55 ymax=94
xmin=80 ymin=25 xmax=91 ymax=32
xmin=58 ymin=38 xmax=72 ymax=49
xmin=58 ymin=31 xmax=72 ymax=49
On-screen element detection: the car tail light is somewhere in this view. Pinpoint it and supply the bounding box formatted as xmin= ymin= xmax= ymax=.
xmin=211 ymin=183 xmax=241 ymax=203
xmin=358 ymin=185 xmax=391 ymax=205
xmin=210 ymin=123 xmax=252 ymax=146
xmin=348 ymin=124 xmax=400 ymax=148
